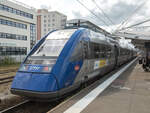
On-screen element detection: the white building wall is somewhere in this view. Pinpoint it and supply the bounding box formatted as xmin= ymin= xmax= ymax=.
xmin=0 ymin=0 xmax=37 ymax=62
xmin=38 ymin=9 xmax=67 ymax=38
xmin=0 ymin=0 xmax=36 ymax=24
xmin=0 ymin=17 xmax=30 ymax=53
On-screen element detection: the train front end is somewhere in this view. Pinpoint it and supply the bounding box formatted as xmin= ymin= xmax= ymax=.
xmin=10 ymin=29 xmax=82 ymax=100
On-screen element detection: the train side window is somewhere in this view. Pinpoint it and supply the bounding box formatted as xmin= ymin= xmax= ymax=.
xmin=99 ymin=44 xmax=106 ymax=58
xmin=94 ymin=44 xmax=100 ymax=58
xmin=106 ymin=46 xmax=111 ymax=58
xmin=89 ymin=43 xmax=109 ymax=59
xmin=89 ymin=42 xmax=98 ymax=59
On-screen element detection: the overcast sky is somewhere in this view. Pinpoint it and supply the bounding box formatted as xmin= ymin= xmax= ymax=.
xmin=14 ymin=0 xmax=150 ymax=32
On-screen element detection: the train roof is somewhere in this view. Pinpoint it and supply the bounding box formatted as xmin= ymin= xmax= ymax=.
xmin=89 ymin=30 xmax=118 ymax=46
xmin=46 ymin=29 xmax=77 ymax=40
xmin=45 ymin=28 xmax=135 ymax=50
xmin=89 ymin=30 xmax=108 ymax=43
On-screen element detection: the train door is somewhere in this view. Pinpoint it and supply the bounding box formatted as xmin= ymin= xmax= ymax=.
xmin=82 ymin=39 xmax=90 ymax=81
xmin=114 ymin=45 xmax=119 ymax=66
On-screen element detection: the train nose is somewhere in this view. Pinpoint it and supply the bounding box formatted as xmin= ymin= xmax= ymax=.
xmin=11 ymin=72 xmax=58 ymax=92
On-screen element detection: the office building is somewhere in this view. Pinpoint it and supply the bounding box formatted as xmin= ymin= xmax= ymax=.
xmin=37 ymin=9 xmax=67 ymax=40
xmin=0 ymin=0 xmax=36 ymax=61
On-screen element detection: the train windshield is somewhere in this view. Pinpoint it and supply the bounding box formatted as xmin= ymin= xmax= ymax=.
xmin=24 ymin=29 xmax=76 ymax=65
xmin=31 ymin=39 xmax=68 ymax=57
xmin=31 ymin=29 xmax=76 ymax=57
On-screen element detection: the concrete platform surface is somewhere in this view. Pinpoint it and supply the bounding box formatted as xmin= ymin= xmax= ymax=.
xmin=47 ymin=60 xmax=150 ymax=113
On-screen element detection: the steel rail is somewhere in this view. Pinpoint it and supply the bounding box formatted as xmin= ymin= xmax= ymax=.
xmin=0 ymin=100 xmax=30 ymax=113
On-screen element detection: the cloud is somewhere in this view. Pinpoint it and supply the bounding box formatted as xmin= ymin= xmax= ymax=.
xmin=72 ymin=11 xmax=83 ymax=18
xmin=71 ymin=0 xmax=148 ymax=29
xmin=16 ymin=0 xmax=149 ymax=32
xmin=40 ymin=4 xmax=51 ymax=10
xmin=108 ymin=1 xmax=137 ymax=24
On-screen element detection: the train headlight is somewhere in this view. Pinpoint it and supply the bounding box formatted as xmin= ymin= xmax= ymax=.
xmin=42 ymin=66 xmax=52 ymax=72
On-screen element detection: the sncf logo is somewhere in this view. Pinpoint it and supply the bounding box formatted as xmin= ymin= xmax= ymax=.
xmin=29 ymin=66 xmax=40 ymax=71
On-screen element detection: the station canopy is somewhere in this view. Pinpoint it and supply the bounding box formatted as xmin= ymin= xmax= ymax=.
xmin=114 ymin=19 xmax=150 ymax=50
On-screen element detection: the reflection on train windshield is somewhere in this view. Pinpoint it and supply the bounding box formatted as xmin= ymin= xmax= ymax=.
xmin=31 ymin=39 xmax=68 ymax=57
xmin=30 ymin=29 xmax=76 ymax=57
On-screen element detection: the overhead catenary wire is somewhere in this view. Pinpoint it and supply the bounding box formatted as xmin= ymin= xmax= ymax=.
xmin=92 ymin=0 xmax=115 ymax=26
xmin=121 ymin=1 xmax=146 ymax=30
xmin=116 ymin=2 xmax=145 ymax=31
xmin=115 ymin=1 xmax=147 ymax=32
xmin=119 ymin=18 xmax=150 ymax=30
xmin=76 ymin=0 xmax=110 ymax=28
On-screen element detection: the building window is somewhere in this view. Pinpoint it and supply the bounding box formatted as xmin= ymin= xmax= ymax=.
xmin=0 ymin=4 xmax=33 ymax=19
xmin=0 ymin=32 xmax=27 ymax=40
xmin=48 ymin=19 xmax=50 ymax=22
xmin=30 ymin=24 xmax=36 ymax=49
xmin=44 ymin=24 xmax=46 ymax=27
xmin=48 ymin=24 xmax=50 ymax=27
xmin=52 ymin=19 xmax=55 ymax=22
xmin=0 ymin=46 xmax=27 ymax=55
xmin=44 ymin=15 xmax=47 ymax=18
xmin=0 ymin=18 xmax=27 ymax=29
xmin=44 ymin=20 xmax=46 ymax=23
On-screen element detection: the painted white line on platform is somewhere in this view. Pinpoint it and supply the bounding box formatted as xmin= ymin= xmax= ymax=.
xmin=64 ymin=58 xmax=137 ymax=113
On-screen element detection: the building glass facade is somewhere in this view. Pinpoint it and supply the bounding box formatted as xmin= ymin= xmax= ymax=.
xmin=0 ymin=18 xmax=27 ymax=29
xmin=0 ymin=46 xmax=27 ymax=55
xmin=30 ymin=24 xmax=36 ymax=49
xmin=0 ymin=4 xmax=33 ymax=19
xmin=0 ymin=0 xmax=37 ymax=62
xmin=0 ymin=32 xmax=27 ymax=40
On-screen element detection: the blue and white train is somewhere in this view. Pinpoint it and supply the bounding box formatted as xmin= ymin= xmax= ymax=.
xmin=10 ymin=28 xmax=136 ymax=100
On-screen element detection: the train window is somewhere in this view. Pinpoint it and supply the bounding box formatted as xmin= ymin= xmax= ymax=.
xmin=30 ymin=29 xmax=76 ymax=57
xmin=94 ymin=44 xmax=100 ymax=58
xmin=90 ymin=42 xmax=106 ymax=59
xmin=31 ymin=39 xmax=68 ymax=57
xmin=106 ymin=46 xmax=111 ymax=58
xmin=99 ymin=45 xmax=106 ymax=58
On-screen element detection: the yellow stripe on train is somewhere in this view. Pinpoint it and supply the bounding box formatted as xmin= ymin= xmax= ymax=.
xmin=99 ymin=60 xmax=106 ymax=68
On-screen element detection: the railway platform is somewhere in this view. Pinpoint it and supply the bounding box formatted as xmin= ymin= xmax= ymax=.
xmin=47 ymin=59 xmax=150 ymax=113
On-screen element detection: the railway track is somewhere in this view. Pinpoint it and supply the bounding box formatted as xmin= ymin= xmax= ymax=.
xmin=0 ymin=76 xmax=15 ymax=84
xmin=0 ymin=69 xmax=17 ymax=84
xmin=0 ymin=69 xmax=18 ymax=74
xmin=0 ymin=99 xmax=60 ymax=113
xmin=0 ymin=100 xmax=30 ymax=113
